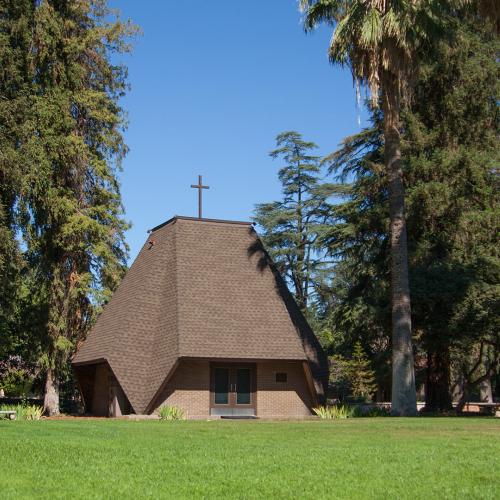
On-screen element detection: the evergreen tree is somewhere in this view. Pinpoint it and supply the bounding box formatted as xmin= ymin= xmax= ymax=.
xmin=299 ymin=0 xmax=463 ymax=416
xmin=404 ymin=20 xmax=499 ymax=410
xmin=2 ymin=0 xmax=137 ymax=414
xmin=254 ymin=131 xmax=334 ymax=312
xmin=349 ymin=342 xmax=377 ymax=401
xmin=321 ymin=19 xmax=499 ymax=410
xmin=328 ymin=343 xmax=377 ymax=401
xmin=0 ymin=0 xmax=42 ymax=365
xmin=322 ymin=114 xmax=394 ymax=401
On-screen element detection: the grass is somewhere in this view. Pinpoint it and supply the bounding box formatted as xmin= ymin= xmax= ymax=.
xmin=0 ymin=418 xmax=499 ymax=499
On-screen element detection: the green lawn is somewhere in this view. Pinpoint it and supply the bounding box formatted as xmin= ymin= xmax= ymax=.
xmin=0 ymin=418 xmax=499 ymax=499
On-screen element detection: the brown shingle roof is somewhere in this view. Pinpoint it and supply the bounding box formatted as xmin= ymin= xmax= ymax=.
xmin=73 ymin=216 xmax=328 ymax=413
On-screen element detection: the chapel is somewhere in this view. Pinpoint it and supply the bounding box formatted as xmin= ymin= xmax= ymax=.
xmin=73 ymin=215 xmax=328 ymax=418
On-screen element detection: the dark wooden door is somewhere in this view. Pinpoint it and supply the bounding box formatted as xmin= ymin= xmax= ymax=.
xmin=210 ymin=363 xmax=256 ymax=416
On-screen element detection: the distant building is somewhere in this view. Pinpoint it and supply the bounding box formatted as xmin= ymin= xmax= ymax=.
xmin=73 ymin=216 xmax=327 ymax=418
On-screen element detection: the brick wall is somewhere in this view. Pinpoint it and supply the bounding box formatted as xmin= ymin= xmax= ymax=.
xmin=155 ymin=360 xmax=211 ymax=419
xmin=154 ymin=359 xmax=313 ymax=419
xmin=256 ymin=361 xmax=313 ymax=418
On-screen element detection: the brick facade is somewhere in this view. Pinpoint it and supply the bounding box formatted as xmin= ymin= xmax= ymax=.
xmin=256 ymin=361 xmax=313 ymax=418
xmin=154 ymin=359 xmax=313 ymax=419
xmin=155 ymin=360 xmax=211 ymax=419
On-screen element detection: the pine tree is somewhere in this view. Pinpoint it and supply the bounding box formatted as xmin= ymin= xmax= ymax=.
xmin=0 ymin=0 xmax=41 ymax=364
xmin=12 ymin=0 xmax=137 ymax=414
xmin=254 ymin=131 xmax=334 ymax=312
xmin=349 ymin=342 xmax=377 ymax=401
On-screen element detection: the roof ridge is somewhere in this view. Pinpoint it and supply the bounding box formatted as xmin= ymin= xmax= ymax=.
xmin=149 ymin=215 xmax=253 ymax=233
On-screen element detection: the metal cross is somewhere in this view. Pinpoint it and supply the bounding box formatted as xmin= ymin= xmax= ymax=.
xmin=190 ymin=175 xmax=209 ymax=219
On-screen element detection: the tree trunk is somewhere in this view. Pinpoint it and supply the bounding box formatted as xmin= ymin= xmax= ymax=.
xmin=44 ymin=367 xmax=60 ymax=416
xmin=381 ymin=74 xmax=417 ymax=416
xmin=455 ymin=382 xmax=470 ymax=413
xmin=425 ymin=344 xmax=452 ymax=412
xmin=479 ymin=355 xmax=493 ymax=402
xmin=296 ymin=173 xmax=307 ymax=311
xmin=479 ymin=378 xmax=493 ymax=403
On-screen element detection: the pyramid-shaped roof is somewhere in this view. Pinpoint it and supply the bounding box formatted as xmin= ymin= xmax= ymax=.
xmin=73 ymin=216 xmax=328 ymax=413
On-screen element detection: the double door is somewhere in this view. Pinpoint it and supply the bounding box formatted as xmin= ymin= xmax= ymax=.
xmin=210 ymin=363 xmax=256 ymax=417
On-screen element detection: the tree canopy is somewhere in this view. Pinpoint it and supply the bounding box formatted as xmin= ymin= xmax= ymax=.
xmin=0 ymin=0 xmax=136 ymax=414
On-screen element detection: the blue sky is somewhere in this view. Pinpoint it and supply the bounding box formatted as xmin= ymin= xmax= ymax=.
xmin=110 ymin=0 xmax=368 ymax=261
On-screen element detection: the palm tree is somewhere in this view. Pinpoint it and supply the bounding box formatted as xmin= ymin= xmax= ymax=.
xmin=299 ymin=0 xmax=459 ymax=415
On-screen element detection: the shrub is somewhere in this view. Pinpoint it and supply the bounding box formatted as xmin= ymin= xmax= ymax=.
xmin=0 ymin=372 xmax=33 ymax=397
xmin=24 ymin=404 xmax=44 ymax=420
xmin=0 ymin=403 xmax=43 ymax=420
xmin=158 ymin=405 xmax=186 ymax=421
xmin=362 ymin=406 xmax=391 ymax=417
xmin=313 ymin=404 xmax=357 ymax=419
xmin=0 ymin=356 xmax=35 ymax=397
